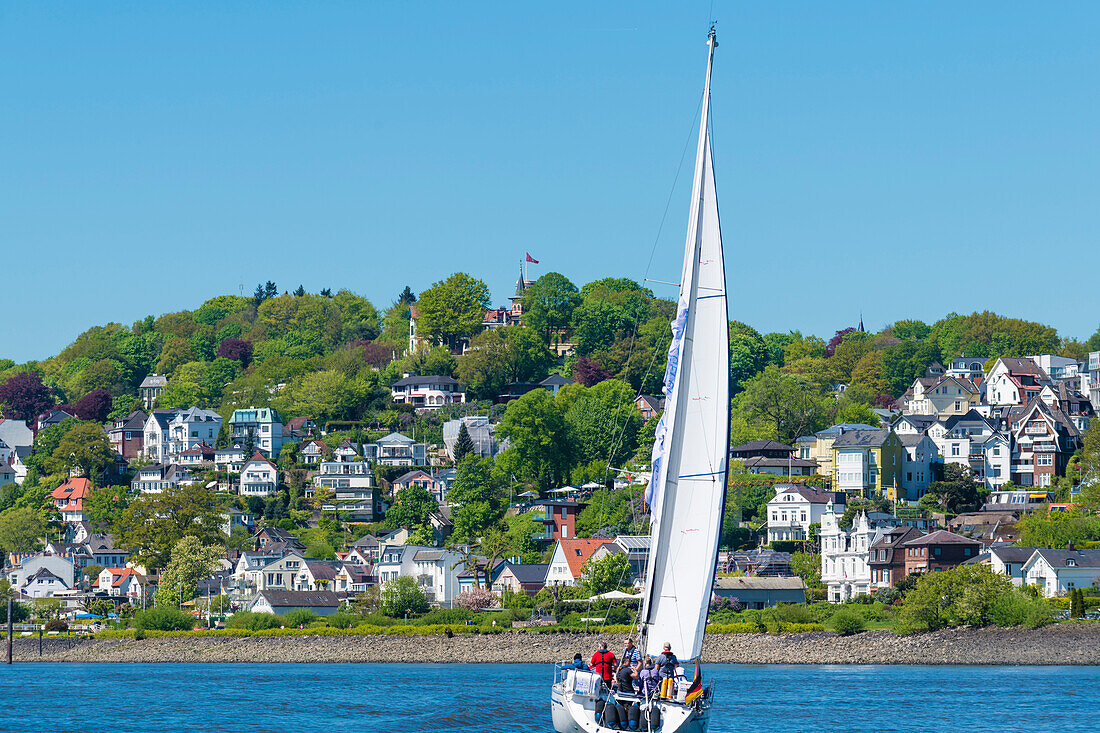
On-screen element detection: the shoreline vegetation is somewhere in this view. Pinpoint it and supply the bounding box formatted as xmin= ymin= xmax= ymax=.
xmin=13 ymin=624 xmax=1100 ymax=665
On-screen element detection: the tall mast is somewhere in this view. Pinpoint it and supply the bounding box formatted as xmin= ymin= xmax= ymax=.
xmin=640 ymin=26 xmax=730 ymax=660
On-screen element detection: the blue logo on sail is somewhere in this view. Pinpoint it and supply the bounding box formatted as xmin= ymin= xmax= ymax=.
xmin=648 ymin=298 xmax=689 ymax=506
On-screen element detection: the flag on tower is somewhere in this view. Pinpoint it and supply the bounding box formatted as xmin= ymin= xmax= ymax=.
xmin=525 ymin=252 xmax=539 ymax=264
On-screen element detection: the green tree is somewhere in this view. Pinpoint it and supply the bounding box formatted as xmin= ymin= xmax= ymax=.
xmin=116 ymin=483 xmax=226 ymax=569
xmin=789 ymin=551 xmax=823 ymax=589
xmin=581 ymin=551 xmax=631 ymax=595
xmin=379 ymin=575 xmax=429 ymax=617
xmin=81 ymin=564 xmax=106 ymax=588
xmin=333 ymin=289 xmax=381 ymax=342
xmin=919 ymin=463 xmax=986 ymax=515
xmin=0 ymin=507 xmax=48 ymax=554
xmin=834 ymin=401 xmax=881 ymax=428
xmin=384 ymin=484 xmax=438 ymax=531
xmin=522 ymin=272 xmax=582 ymax=345
xmin=155 ymin=536 xmax=223 ymax=606
xmin=50 ymin=422 xmax=116 ymax=480
xmin=899 ymin=564 xmax=1015 ymax=631
xmin=85 ymin=485 xmax=132 ymax=527
xmin=415 ymin=273 xmax=491 ymax=350
xmin=456 ymin=326 xmax=553 ymax=399
xmin=448 ymin=454 xmax=505 ymax=542
xmin=496 ymin=388 xmax=571 ymax=491
xmin=157 ymin=361 xmax=207 ymax=408
xmin=562 ymin=380 xmax=643 ymax=469
xmin=1015 ymin=510 xmax=1100 ymax=548
xmin=729 ymin=321 xmax=770 ymax=394
xmin=891 ymin=319 xmax=931 ymax=341
xmin=155 ymin=336 xmax=195 ymax=375
xmin=453 ymin=422 xmax=475 ymax=463
xmin=735 ymin=365 xmax=832 ymax=443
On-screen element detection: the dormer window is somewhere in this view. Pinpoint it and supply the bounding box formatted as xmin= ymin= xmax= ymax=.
xmin=1067 ymin=558 xmax=1076 ymax=567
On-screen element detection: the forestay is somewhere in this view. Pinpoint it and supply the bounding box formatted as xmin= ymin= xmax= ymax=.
xmin=641 ymin=31 xmax=730 ymax=662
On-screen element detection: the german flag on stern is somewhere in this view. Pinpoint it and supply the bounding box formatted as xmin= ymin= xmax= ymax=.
xmin=684 ymin=662 xmax=703 ymax=704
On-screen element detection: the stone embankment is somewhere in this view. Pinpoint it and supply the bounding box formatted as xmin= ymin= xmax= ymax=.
xmin=11 ymin=624 xmax=1100 ymax=665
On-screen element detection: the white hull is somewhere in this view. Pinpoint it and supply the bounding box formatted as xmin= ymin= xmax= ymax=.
xmin=550 ymin=681 xmax=708 ymax=733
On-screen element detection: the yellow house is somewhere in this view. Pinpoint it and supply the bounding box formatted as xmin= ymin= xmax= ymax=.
xmin=796 ymin=423 xmax=887 ymax=479
xmin=831 ymin=428 xmax=904 ymax=501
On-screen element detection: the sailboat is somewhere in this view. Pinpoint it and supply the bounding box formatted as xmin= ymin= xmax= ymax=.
xmin=550 ymin=27 xmax=730 ymax=733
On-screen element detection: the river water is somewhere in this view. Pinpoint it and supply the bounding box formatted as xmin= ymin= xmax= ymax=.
xmin=3 ymin=662 xmax=1097 ymax=731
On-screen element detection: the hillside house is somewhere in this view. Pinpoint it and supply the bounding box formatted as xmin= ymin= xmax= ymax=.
xmin=229 ymin=407 xmax=287 ymax=459
xmin=900 ymin=530 xmax=980 ymax=575
xmin=389 ymin=375 xmax=466 ymax=410
xmin=51 ymin=478 xmax=93 ymax=523
xmin=240 ymin=453 xmax=279 ymax=497
xmin=766 ymin=483 xmax=845 ymax=544
xmin=108 ymin=410 xmax=147 ymax=460
xmin=546 ymin=538 xmax=613 ymax=587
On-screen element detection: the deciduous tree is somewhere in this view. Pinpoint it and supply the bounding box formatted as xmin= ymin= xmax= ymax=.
xmin=415 ymin=273 xmax=491 ymax=349
xmin=0 ymin=507 xmax=48 ymax=554
xmin=117 ymin=483 xmax=225 ymax=569
xmin=155 ymin=536 xmax=223 ymax=605
xmin=522 ymin=272 xmax=581 ymax=345
xmin=0 ymin=371 xmax=54 ymax=422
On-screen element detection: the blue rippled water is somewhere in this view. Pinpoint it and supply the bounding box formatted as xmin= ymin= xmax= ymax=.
xmin=3 ymin=663 xmax=1098 ymax=732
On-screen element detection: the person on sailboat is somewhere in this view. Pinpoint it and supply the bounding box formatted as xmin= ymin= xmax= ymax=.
xmin=656 ymin=643 xmax=679 ymax=699
xmin=620 ymin=637 xmax=643 ymax=675
xmin=589 ymin=641 xmax=617 ymax=685
xmin=569 ymin=653 xmax=587 ymax=670
xmin=637 ymin=657 xmax=660 ymax=698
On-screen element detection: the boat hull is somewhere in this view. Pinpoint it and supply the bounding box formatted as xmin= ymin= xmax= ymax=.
xmin=551 ymin=681 xmax=708 ymax=733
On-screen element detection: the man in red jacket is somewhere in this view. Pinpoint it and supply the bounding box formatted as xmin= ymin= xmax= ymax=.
xmin=589 ymin=641 xmax=617 ymax=685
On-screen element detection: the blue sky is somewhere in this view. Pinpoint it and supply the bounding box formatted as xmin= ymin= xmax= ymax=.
xmin=3 ymin=2 xmax=1099 ymax=362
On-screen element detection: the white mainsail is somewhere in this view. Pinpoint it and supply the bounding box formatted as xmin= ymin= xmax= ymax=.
xmin=641 ymin=29 xmax=730 ymax=662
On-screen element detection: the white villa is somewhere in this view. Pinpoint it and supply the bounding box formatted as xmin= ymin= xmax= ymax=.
xmin=765 ymin=483 xmax=844 ymax=544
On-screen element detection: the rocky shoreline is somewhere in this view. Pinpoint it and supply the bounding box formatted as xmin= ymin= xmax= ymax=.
xmin=11 ymin=624 xmax=1100 ymax=665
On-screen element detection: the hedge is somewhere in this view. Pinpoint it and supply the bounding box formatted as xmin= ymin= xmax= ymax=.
xmin=97 ymin=621 xmax=830 ymax=640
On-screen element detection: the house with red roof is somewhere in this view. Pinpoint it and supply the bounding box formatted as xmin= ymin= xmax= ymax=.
xmin=240 ymin=452 xmax=279 ymax=497
xmin=51 ymin=478 xmax=93 ymax=523
xmin=986 ymin=357 xmax=1050 ymax=409
xmin=545 ymin=538 xmax=614 ymax=587
xmin=298 ymin=439 xmax=331 ymax=465
xmin=900 ymin=530 xmax=981 ymax=575
xmin=96 ymin=566 xmax=145 ymax=600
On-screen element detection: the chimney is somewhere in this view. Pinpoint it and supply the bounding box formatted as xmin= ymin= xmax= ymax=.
xmin=1067 ymin=541 xmax=1075 ymax=551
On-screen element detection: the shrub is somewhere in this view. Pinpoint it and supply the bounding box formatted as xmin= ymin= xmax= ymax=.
xmin=417 ymin=608 xmax=474 ymax=626
xmin=828 ymin=609 xmax=866 ymax=636
xmin=133 ymin=607 xmax=195 ymax=632
xmin=133 ymin=627 xmax=146 ymax=640
xmin=379 ymin=576 xmax=428 ymax=617
xmin=771 ymin=603 xmax=813 ymax=624
xmin=989 ymin=590 xmax=1054 ymax=629
xmin=282 ymin=609 xmax=320 ymax=628
xmin=326 ymin=612 xmax=356 ymax=629
xmin=226 ymin=612 xmax=282 ymax=631
xmin=43 ymin=620 xmax=68 ymax=633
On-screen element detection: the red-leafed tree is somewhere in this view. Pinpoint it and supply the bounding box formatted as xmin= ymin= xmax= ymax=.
xmin=74 ymin=389 xmax=114 ymax=423
xmin=216 ymin=338 xmax=253 ymax=367
xmin=348 ymin=340 xmax=396 ymax=368
xmin=825 ymin=327 xmax=856 ymax=358
xmin=571 ymin=356 xmax=609 ymax=387
xmin=0 ymin=371 xmax=54 ymax=422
